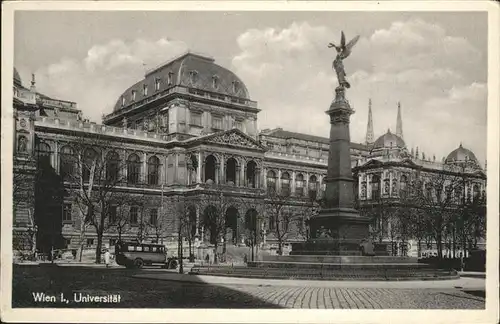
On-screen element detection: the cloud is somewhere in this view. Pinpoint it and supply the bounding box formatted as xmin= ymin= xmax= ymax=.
xmin=22 ymin=38 xmax=188 ymax=122
xmin=232 ymin=18 xmax=487 ymax=163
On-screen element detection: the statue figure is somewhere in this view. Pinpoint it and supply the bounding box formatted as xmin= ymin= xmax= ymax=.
xmin=328 ymin=31 xmax=360 ymax=89
xmin=17 ymin=136 xmax=27 ymax=152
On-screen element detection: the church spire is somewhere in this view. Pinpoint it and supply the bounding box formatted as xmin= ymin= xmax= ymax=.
xmin=396 ymin=101 xmax=403 ymax=139
xmin=366 ymin=98 xmax=374 ymax=144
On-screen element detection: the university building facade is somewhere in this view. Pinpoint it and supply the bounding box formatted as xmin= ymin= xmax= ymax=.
xmin=12 ymin=52 xmax=486 ymax=257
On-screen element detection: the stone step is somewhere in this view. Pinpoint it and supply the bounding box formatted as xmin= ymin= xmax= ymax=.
xmin=248 ymin=261 xmax=429 ymax=270
xmin=262 ymin=255 xmax=418 ymax=264
xmin=189 ymin=266 xmax=458 ymax=281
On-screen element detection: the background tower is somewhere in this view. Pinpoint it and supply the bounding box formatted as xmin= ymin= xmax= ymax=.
xmin=365 ymin=98 xmax=374 ymax=145
xmin=396 ymin=101 xmax=403 ymax=139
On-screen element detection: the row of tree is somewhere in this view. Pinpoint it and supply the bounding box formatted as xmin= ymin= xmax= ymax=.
xmin=360 ymin=170 xmax=486 ymax=258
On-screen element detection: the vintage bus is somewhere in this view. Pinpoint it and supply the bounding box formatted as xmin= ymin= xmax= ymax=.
xmin=115 ymin=241 xmax=177 ymax=269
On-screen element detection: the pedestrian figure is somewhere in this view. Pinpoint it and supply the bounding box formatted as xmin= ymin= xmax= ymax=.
xmin=104 ymin=249 xmax=111 ymax=268
xmin=205 ymin=253 xmax=210 ymax=265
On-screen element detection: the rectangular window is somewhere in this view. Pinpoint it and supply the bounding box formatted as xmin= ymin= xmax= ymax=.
xmin=62 ymin=203 xmax=72 ymax=221
xmin=191 ymin=111 xmax=202 ymax=126
xmin=109 ymin=206 xmax=117 ymax=223
xmin=269 ymin=216 xmax=275 ymax=231
xmin=155 ymin=78 xmax=161 ymax=91
xmin=212 ymin=116 xmax=222 ymax=130
xmin=86 ymin=238 xmax=94 ymax=247
xmin=130 ymin=206 xmax=138 ymax=224
xmin=121 ymin=96 xmax=125 ymax=107
xmin=64 ymin=238 xmax=71 ymax=248
xmin=149 ymin=209 xmax=158 ymax=226
xmin=143 ymin=84 xmax=148 ymax=96
xmin=234 ymin=120 xmax=243 ymax=130
xmin=109 ymin=238 xmax=116 ymax=246
xmin=131 ymin=90 xmax=137 ymax=102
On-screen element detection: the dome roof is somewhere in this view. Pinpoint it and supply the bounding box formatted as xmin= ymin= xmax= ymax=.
xmin=372 ymin=129 xmax=405 ymax=149
xmin=445 ymin=144 xmax=479 ymax=166
xmin=14 ymin=68 xmax=22 ymax=86
xmin=113 ymin=52 xmax=250 ymax=112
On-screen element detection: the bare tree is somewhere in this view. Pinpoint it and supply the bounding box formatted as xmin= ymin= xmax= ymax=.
xmin=408 ymin=172 xmax=463 ymax=259
xmin=63 ymin=134 xmax=128 ymax=263
xmin=108 ymin=193 xmax=131 ymax=242
xmin=199 ymin=188 xmax=234 ymax=264
xmin=264 ymin=188 xmax=302 ymax=256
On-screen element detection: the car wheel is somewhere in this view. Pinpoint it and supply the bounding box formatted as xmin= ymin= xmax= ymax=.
xmin=134 ymin=258 xmax=144 ymax=269
xmin=169 ymin=260 xmax=178 ymax=269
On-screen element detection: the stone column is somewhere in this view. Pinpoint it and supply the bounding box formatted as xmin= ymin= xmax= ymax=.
xmin=262 ymin=167 xmax=267 ymax=189
xmin=291 ymin=171 xmax=296 ymax=196
xmin=215 ymin=163 xmax=220 ymax=184
xmin=389 ymin=171 xmax=393 ymax=197
xmin=163 ymin=155 xmax=168 ymax=185
xmin=310 ymin=85 xmax=369 ymax=242
xmin=235 ymin=165 xmax=241 ymax=186
xmin=143 ymin=152 xmax=148 ymax=184
xmin=197 ymin=152 xmax=202 ymax=184
xmin=220 ymin=155 xmax=225 ymax=184
xmin=358 ymin=173 xmax=363 ymax=200
xmin=277 ymin=169 xmax=282 ymax=193
xmin=195 ymin=205 xmax=200 ymax=237
xmin=53 ymin=142 xmax=59 ymax=173
xmin=256 ymin=168 xmax=261 ymax=189
xmin=367 ymin=174 xmax=372 ymax=200
xmin=241 ymin=162 xmax=246 ymax=187
xmin=305 ymin=172 xmax=310 ymax=196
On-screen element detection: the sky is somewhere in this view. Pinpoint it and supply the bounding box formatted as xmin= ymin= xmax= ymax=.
xmin=14 ymin=11 xmax=488 ymax=165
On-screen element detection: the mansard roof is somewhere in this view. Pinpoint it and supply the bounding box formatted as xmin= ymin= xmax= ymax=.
xmin=113 ymin=52 xmax=251 ymax=113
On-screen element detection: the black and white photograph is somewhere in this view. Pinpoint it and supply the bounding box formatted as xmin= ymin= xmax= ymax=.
xmin=1 ymin=1 xmax=499 ymax=323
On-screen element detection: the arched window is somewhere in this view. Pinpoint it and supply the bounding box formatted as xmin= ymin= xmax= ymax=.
xmin=246 ymin=160 xmax=257 ymax=188
xmin=204 ymin=155 xmax=217 ymax=183
xmin=371 ymin=174 xmax=380 ymax=200
xmin=400 ymin=175 xmax=408 ymax=197
xmin=266 ymin=170 xmax=277 ymax=192
xmin=106 ymin=151 xmax=120 ymax=182
xmin=425 ymin=183 xmax=433 ymax=200
xmin=36 ymin=142 xmax=52 ymax=167
xmin=281 ymin=172 xmax=291 ymax=196
xmin=473 ymin=184 xmax=480 ymax=202
xmin=308 ymin=175 xmax=318 ymax=200
xmin=225 ymin=158 xmax=237 ymax=184
xmin=60 ymin=145 xmax=76 ymax=179
xmin=127 ymin=153 xmax=141 ymax=185
xmin=295 ymin=174 xmax=304 ymax=197
xmin=83 ymin=148 xmax=98 ymax=183
xmin=147 ymin=156 xmax=160 ymax=185
xmin=383 ymin=178 xmax=390 ymax=195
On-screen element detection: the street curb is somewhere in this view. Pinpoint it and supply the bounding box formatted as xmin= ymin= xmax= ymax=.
xmin=459 ymin=273 xmax=486 ymax=279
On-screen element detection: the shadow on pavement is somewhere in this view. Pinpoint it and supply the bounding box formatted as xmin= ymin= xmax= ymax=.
xmin=462 ymin=290 xmax=486 ymax=299
xmin=11 ymin=264 xmax=282 ymax=308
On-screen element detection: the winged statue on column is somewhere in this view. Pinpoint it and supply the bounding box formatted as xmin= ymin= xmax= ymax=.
xmin=328 ymin=31 xmax=360 ymax=89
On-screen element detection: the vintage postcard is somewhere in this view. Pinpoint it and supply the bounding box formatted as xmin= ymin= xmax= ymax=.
xmin=1 ymin=1 xmax=499 ymax=323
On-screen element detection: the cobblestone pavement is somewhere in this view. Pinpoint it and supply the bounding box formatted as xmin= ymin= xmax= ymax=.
xmin=225 ymin=285 xmax=485 ymax=309
xmin=12 ymin=265 xmax=485 ymax=309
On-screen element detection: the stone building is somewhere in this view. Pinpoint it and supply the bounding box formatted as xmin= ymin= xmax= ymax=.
xmin=12 ymin=52 xmax=486 ymax=257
